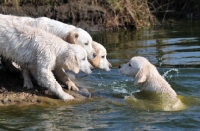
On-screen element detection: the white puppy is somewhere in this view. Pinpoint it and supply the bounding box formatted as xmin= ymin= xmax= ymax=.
xmin=0 ymin=18 xmax=93 ymax=100
xmin=119 ymin=56 xmax=186 ymax=110
xmin=0 ymin=14 xmax=96 ymax=60
xmin=119 ymin=56 xmax=177 ymax=96
xmin=0 ymin=14 xmax=112 ymax=90
xmin=0 ymin=14 xmax=97 ymax=90
xmin=33 ymin=17 xmax=97 ymax=60
xmin=89 ymin=41 xmax=112 ymax=71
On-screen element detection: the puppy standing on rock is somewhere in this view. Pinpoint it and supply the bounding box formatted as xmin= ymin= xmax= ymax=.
xmin=0 ymin=19 xmax=93 ymax=100
xmin=119 ymin=56 xmax=186 ymax=111
xmin=0 ymin=14 xmax=112 ymax=90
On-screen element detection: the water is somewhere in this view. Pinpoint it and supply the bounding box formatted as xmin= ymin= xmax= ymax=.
xmin=1 ymin=21 xmax=200 ymax=130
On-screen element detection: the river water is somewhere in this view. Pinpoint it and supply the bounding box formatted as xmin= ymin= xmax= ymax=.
xmin=1 ymin=21 xmax=200 ymax=130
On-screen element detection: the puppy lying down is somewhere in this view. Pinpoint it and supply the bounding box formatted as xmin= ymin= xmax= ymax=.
xmin=119 ymin=56 xmax=186 ymax=111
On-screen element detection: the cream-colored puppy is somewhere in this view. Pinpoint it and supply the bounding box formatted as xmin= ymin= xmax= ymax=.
xmin=0 ymin=14 xmax=96 ymax=90
xmin=0 ymin=14 xmax=96 ymax=60
xmin=119 ymin=56 xmax=185 ymax=110
xmin=89 ymin=41 xmax=112 ymax=71
xmin=0 ymin=19 xmax=93 ymax=100
xmin=0 ymin=14 xmax=111 ymax=90
xmin=119 ymin=56 xmax=177 ymax=96
xmin=33 ymin=17 xmax=96 ymax=60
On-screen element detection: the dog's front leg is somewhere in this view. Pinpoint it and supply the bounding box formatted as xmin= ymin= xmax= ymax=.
xmin=22 ymin=67 xmax=33 ymax=89
xmin=53 ymin=66 xmax=79 ymax=91
xmin=37 ymin=68 xmax=74 ymax=100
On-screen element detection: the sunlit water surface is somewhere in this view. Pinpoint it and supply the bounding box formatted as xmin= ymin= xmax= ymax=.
xmin=1 ymin=21 xmax=200 ymax=130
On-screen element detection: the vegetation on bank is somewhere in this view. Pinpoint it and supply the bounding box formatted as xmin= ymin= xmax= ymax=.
xmin=0 ymin=0 xmax=200 ymax=29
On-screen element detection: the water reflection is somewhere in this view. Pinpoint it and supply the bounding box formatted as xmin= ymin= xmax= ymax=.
xmin=92 ymin=24 xmax=200 ymax=68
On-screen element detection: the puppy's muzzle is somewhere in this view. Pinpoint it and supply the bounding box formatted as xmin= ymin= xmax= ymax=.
xmin=91 ymin=66 xmax=94 ymax=70
xmin=109 ymin=63 xmax=112 ymax=68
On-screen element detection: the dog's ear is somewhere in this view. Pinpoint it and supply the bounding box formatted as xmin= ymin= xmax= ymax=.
xmin=63 ymin=32 xmax=79 ymax=44
xmin=89 ymin=54 xmax=100 ymax=68
xmin=66 ymin=55 xmax=80 ymax=74
xmin=134 ymin=65 xmax=149 ymax=85
xmin=92 ymin=41 xmax=99 ymax=52
xmin=90 ymin=41 xmax=100 ymax=67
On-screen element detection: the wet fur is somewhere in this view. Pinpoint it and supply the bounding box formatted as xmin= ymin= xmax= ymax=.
xmin=0 ymin=14 xmax=111 ymax=90
xmin=0 ymin=18 xmax=93 ymax=100
xmin=119 ymin=56 xmax=186 ymax=111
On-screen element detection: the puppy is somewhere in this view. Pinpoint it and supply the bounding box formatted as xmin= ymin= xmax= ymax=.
xmin=0 ymin=14 xmax=96 ymax=59
xmin=33 ymin=17 xmax=111 ymax=71
xmin=0 ymin=18 xmax=93 ymax=100
xmin=119 ymin=56 xmax=185 ymax=110
xmin=89 ymin=41 xmax=112 ymax=71
xmin=0 ymin=14 xmax=96 ymax=89
xmin=0 ymin=14 xmax=110 ymax=90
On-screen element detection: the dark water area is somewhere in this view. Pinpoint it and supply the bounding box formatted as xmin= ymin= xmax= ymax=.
xmin=1 ymin=21 xmax=200 ymax=130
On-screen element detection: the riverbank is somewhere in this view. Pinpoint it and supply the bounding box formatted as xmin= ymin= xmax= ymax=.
xmin=0 ymin=64 xmax=92 ymax=106
xmin=0 ymin=0 xmax=156 ymax=31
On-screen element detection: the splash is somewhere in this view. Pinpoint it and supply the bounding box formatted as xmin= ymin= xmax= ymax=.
xmin=162 ymin=68 xmax=179 ymax=80
xmin=105 ymin=79 xmax=135 ymax=95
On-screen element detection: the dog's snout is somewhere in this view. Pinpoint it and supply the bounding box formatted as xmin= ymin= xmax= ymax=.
xmin=91 ymin=66 xmax=94 ymax=70
xmin=93 ymin=53 xmax=97 ymax=58
xmin=109 ymin=63 xmax=112 ymax=68
xmin=119 ymin=65 xmax=121 ymax=68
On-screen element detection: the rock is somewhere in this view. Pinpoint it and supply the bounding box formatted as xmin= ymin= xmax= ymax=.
xmin=0 ymin=68 xmax=92 ymax=106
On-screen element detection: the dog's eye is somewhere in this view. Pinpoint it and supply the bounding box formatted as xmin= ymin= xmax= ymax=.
xmin=85 ymin=43 xmax=88 ymax=45
xmin=129 ymin=63 xmax=131 ymax=67
xmin=101 ymin=56 xmax=105 ymax=58
xmin=82 ymin=57 xmax=86 ymax=61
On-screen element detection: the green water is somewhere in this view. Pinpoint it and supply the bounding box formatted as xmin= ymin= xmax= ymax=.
xmin=1 ymin=21 xmax=200 ymax=130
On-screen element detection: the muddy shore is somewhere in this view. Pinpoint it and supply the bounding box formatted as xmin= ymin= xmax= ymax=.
xmin=0 ymin=62 xmax=93 ymax=106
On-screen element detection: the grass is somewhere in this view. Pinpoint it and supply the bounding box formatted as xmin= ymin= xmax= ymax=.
xmin=0 ymin=0 xmax=157 ymax=29
xmin=105 ymin=0 xmax=156 ymax=29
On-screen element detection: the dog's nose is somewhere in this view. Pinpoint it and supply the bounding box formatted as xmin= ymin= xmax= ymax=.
xmin=91 ymin=66 xmax=94 ymax=70
xmin=109 ymin=63 xmax=112 ymax=68
xmin=93 ymin=53 xmax=97 ymax=58
xmin=119 ymin=65 xmax=121 ymax=68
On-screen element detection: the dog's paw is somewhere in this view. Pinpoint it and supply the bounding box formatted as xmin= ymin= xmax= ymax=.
xmin=62 ymin=93 xmax=75 ymax=100
xmin=65 ymin=80 xmax=79 ymax=91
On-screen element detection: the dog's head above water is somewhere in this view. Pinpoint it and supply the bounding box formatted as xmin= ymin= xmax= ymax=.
xmin=119 ymin=56 xmax=149 ymax=80
xmin=119 ymin=56 xmax=177 ymax=97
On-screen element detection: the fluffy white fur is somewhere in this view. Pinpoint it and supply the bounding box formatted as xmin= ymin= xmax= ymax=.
xmin=90 ymin=41 xmax=112 ymax=71
xmin=0 ymin=14 xmax=112 ymax=69
xmin=0 ymin=14 xmax=96 ymax=60
xmin=119 ymin=56 xmax=186 ymax=110
xmin=119 ymin=56 xmax=177 ymax=96
xmin=0 ymin=18 xmax=93 ymax=100
xmin=0 ymin=14 xmax=96 ymax=90
xmin=0 ymin=14 xmax=111 ymax=90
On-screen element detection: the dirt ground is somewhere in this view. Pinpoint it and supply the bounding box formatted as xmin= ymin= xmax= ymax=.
xmin=0 ymin=0 xmax=155 ymax=31
xmin=0 ymin=62 xmax=91 ymax=106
